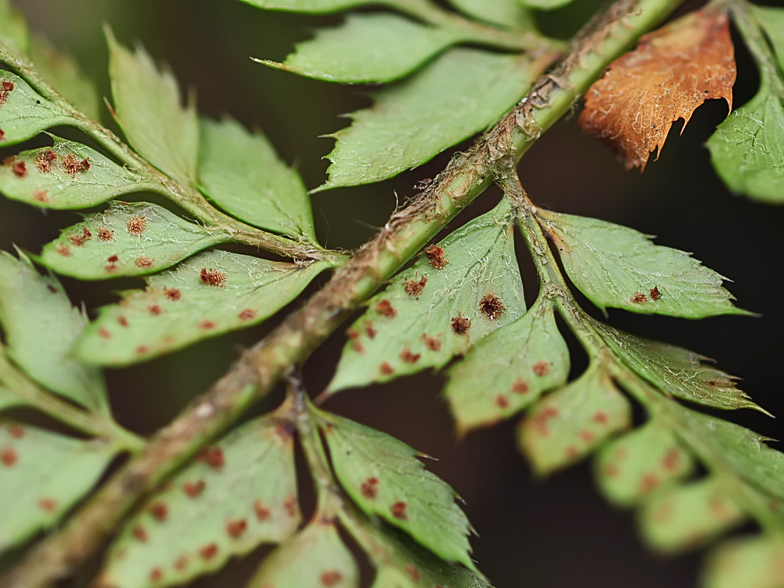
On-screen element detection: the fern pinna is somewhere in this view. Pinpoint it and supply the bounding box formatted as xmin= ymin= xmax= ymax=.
xmin=1 ymin=0 xmax=784 ymax=587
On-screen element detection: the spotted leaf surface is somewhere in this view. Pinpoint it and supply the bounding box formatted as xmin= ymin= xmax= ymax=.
xmin=444 ymin=296 xmax=569 ymax=435
xmin=268 ymin=13 xmax=463 ymax=84
xmin=99 ymin=411 xmax=301 ymax=588
xmin=0 ymin=251 xmax=108 ymax=413
xmin=0 ymin=419 xmax=116 ymax=553
xmin=317 ymin=410 xmax=476 ymax=570
xmin=247 ymin=520 xmax=358 ymax=588
xmin=327 ymin=200 xmax=524 ymax=393
xmin=75 ymin=251 xmax=331 ymax=366
xmin=0 ymin=71 xmax=72 ymax=145
xmin=538 ymin=209 xmax=744 ymax=318
xmin=594 ymin=321 xmax=762 ymax=412
xmin=107 ymin=30 xmax=198 ymax=184
xmin=343 ymin=509 xmax=491 ymax=588
xmin=517 ymin=365 xmax=631 ymax=475
xmin=594 ymin=419 xmax=694 ymax=507
xmin=40 ymin=201 xmax=227 ymax=280
xmin=318 ymin=48 xmax=548 ymax=189
xmin=198 ymin=117 xmax=316 ymax=242
xmin=0 ymin=138 xmax=159 ymax=209
xmin=29 ymin=36 xmax=101 ymax=120
xmin=638 ymin=476 xmax=745 ymax=553
xmin=704 ymin=535 xmax=784 ymax=588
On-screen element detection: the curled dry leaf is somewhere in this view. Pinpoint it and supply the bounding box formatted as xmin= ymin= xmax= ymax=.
xmin=579 ymin=8 xmax=736 ymax=170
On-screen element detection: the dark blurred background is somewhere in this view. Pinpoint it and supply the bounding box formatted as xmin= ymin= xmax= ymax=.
xmin=1 ymin=0 xmax=783 ymax=586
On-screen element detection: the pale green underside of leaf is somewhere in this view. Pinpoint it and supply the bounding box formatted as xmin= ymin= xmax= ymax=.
xmin=0 ymin=137 xmax=159 ymax=209
xmin=101 ymin=411 xmax=300 ymax=588
xmin=39 ymin=202 xmax=227 ymax=280
xmin=539 ymin=210 xmax=744 ymax=318
xmin=0 ymin=420 xmax=116 ymax=553
xmin=76 ymin=251 xmax=332 ymax=366
xmin=517 ymin=364 xmax=631 ymax=475
xmin=328 ymin=199 xmax=525 ymax=393
xmin=29 ymin=36 xmax=100 ymax=121
xmin=448 ymin=0 xmax=529 ymax=28
xmin=0 ymin=71 xmax=73 ymax=145
xmin=318 ymin=410 xmax=476 ymax=570
xmin=0 ymin=386 xmax=19 ymax=410
xmin=594 ymin=418 xmax=694 ymax=507
xmin=0 ymin=0 xmax=29 ymax=56
xmin=707 ymin=86 xmax=784 ymax=203
xmin=107 ymin=29 xmax=198 ymax=184
xmin=704 ymin=535 xmax=784 ymax=588
xmin=239 ymin=0 xmax=399 ymax=13
xmin=248 ymin=521 xmax=358 ymax=588
xmin=198 ymin=117 xmax=316 ymax=242
xmin=345 ymin=510 xmax=491 ymax=588
xmin=319 ymin=48 xmax=542 ymax=190
xmin=753 ymin=6 xmax=784 ymax=72
xmin=638 ymin=476 xmax=745 ymax=554
xmin=444 ymin=295 xmax=569 ymax=435
xmin=515 ymin=0 xmax=575 ymax=11
xmin=0 ymin=251 xmax=108 ymax=413
xmin=594 ymin=321 xmax=762 ymax=412
xmin=271 ymin=13 xmax=463 ymax=84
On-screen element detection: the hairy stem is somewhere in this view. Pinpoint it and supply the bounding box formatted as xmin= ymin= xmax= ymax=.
xmin=1 ymin=0 xmax=685 ymax=585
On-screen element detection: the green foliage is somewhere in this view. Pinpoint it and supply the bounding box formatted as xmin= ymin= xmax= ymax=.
xmin=1 ymin=0 xmax=784 ymax=587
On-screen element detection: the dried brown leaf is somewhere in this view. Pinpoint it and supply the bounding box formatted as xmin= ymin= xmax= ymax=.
xmin=579 ymin=9 xmax=736 ymax=170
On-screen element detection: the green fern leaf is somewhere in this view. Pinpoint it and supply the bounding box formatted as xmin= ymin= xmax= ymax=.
xmin=75 ymin=251 xmax=332 ymax=366
xmin=317 ymin=48 xmax=545 ymax=190
xmin=99 ymin=410 xmax=300 ymax=588
xmin=0 ymin=0 xmax=28 ymax=56
xmin=239 ymin=0 xmax=383 ymax=13
xmin=247 ymin=520 xmax=358 ymax=588
xmin=754 ymin=6 xmax=784 ymax=70
xmin=444 ymin=294 xmax=569 ymax=435
xmin=515 ymin=0 xmax=575 ymax=10
xmin=0 ymin=419 xmax=117 ymax=553
xmin=39 ymin=202 xmax=228 ymax=280
xmin=0 ymin=71 xmax=72 ymax=145
xmin=316 ymin=410 xmax=477 ymax=571
xmin=517 ymin=363 xmax=632 ymax=475
xmin=0 ymin=251 xmax=108 ymax=413
xmin=328 ymin=199 xmax=524 ymax=393
xmin=448 ymin=0 xmax=530 ymax=28
xmin=0 ymin=138 xmax=159 ymax=209
xmin=198 ymin=117 xmax=317 ymax=242
xmin=106 ymin=28 xmax=198 ymax=184
xmin=538 ymin=209 xmax=746 ymax=317
xmin=704 ymin=535 xmax=784 ymax=588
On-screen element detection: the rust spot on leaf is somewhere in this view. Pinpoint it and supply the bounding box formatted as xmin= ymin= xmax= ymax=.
xmin=97 ymin=226 xmax=115 ymax=241
xmin=565 ymin=445 xmax=579 ymax=458
xmin=513 ymin=378 xmax=529 ymax=394
xmin=8 ymin=425 xmax=24 ymax=438
xmin=320 ymin=571 xmax=343 ymax=587
xmin=495 ymin=394 xmax=509 ymax=409
xmin=404 ymin=275 xmax=428 ymax=298
xmin=650 ymin=286 xmax=662 ymax=301
xmin=183 ymin=480 xmax=206 ymax=498
xmin=200 ymin=267 xmax=227 ymax=287
xmin=1 ymin=447 xmax=18 ymax=466
xmin=149 ymin=568 xmax=163 ymax=583
xmin=174 ymin=554 xmax=189 ymax=570
xmin=197 ymin=447 xmax=225 ymax=470
xmin=421 ymin=333 xmax=441 ymax=351
xmin=284 ymin=495 xmax=298 ymax=517
xmin=39 ymin=498 xmax=58 ymax=512
xmin=365 ymin=322 xmax=377 ymax=339
xmin=604 ymin=465 xmax=619 ymax=477
xmin=532 ymin=360 xmax=550 ymax=376
xmin=135 ymin=255 xmax=153 ymax=268
xmin=400 ymin=349 xmax=420 ymax=364
xmin=579 ymin=430 xmax=594 ymax=442
xmin=451 ymin=313 xmax=471 ymax=335
xmin=0 ymin=128 xmax=4 ymax=141
xmin=118 ymin=315 xmax=129 ymax=327
xmin=579 ymin=8 xmax=735 ymax=170
xmin=226 ymin=519 xmax=247 ymax=539
xmin=361 ymin=477 xmax=379 ymax=499
xmin=254 ymin=500 xmax=271 ymax=521
xmin=479 ymin=293 xmax=506 ymax=320
xmin=46 ymin=284 xmax=57 ymax=293
xmin=198 ymin=543 xmax=218 ymax=560
xmin=391 ymin=501 xmax=408 ymax=520
xmin=661 ymin=448 xmax=680 ymax=471
xmin=1 ymin=80 xmax=14 ymax=92
xmin=126 ymin=214 xmax=147 ymax=236
xmin=148 ymin=304 xmax=162 ymax=316
xmin=592 ymin=411 xmax=608 ymax=424
xmin=425 ymin=245 xmax=447 ymax=269
xmin=68 ymin=228 xmax=92 ymax=247
xmin=346 ymin=328 xmax=360 ymax=339
xmin=63 ymin=153 xmax=90 ymax=177
xmin=376 ymin=299 xmax=397 ymax=318
xmin=164 ymin=287 xmax=182 ymax=301
xmin=132 ymin=525 xmax=148 ymax=542
xmin=406 ymin=564 xmax=421 ymax=582
xmin=352 ymin=340 xmax=365 ymax=353
xmin=199 ymin=320 xmax=216 ymax=330
xmin=149 ymin=501 xmax=168 ymax=521
xmin=379 ymin=362 xmax=394 ymax=375
xmin=33 ymin=188 xmax=49 ymax=202
xmin=135 ymin=345 xmax=149 ymax=355
xmin=35 ymin=149 xmax=57 ymax=173
xmin=640 ymin=473 xmax=659 ymax=493
xmin=11 ymin=160 xmax=27 ymax=177
xmin=630 ymin=291 xmax=648 ymax=304
xmin=55 ymin=243 xmax=71 ymax=257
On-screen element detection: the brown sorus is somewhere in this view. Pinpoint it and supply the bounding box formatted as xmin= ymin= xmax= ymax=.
xmin=479 ymin=293 xmax=506 ymax=320
xmin=451 ymin=313 xmax=471 ymax=335
xmin=379 ymin=362 xmax=394 ymax=375
xmin=238 ymin=308 xmax=256 ymax=321
xmin=399 ymin=348 xmax=420 ymax=364
xmin=404 ymin=275 xmax=427 ymax=298
xmin=630 ymin=291 xmax=648 ymax=304
xmin=135 ymin=255 xmax=153 ymax=268
xmin=198 ymin=544 xmax=218 ymax=560
xmin=183 ymin=480 xmax=206 ymax=498
xmin=11 ymin=160 xmax=27 ymax=177
xmin=197 ymin=447 xmax=225 ymax=469
xmin=68 ymin=228 xmax=92 ymax=247
xmin=97 ymin=226 xmax=115 ymax=241
xmin=226 ymin=519 xmax=247 ymax=539
xmin=164 ymin=287 xmax=182 ymax=301
xmin=132 ymin=525 xmax=148 ymax=542
xmin=149 ymin=501 xmax=168 ymax=521
xmin=126 ymin=214 xmax=147 ymax=236
xmin=421 ymin=334 xmax=441 ymax=351
xmin=55 ymin=243 xmax=71 ymax=257
xmin=254 ymin=500 xmax=271 ymax=521
xmin=200 ymin=267 xmax=227 ymax=287
xmin=650 ymin=286 xmax=662 ymax=301
xmin=63 ymin=153 xmax=90 ymax=176
xmin=360 ymin=477 xmax=379 ymax=499
xmin=2 ymin=80 xmax=14 ymax=92
xmin=513 ymin=378 xmax=529 ymax=394
xmin=320 ymin=571 xmax=343 ymax=587
xmin=390 ymin=501 xmax=408 ymax=520
xmin=35 ymin=149 xmax=57 ymax=173
xmin=532 ymin=360 xmax=551 ymax=376
xmin=425 ymin=244 xmax=447 ymax=269
xmin=39 ymin=498 xmax=58 ymax=512
xmin=375 ymin=299 xmax=397 ymax=318
xmin=1 ymin=447 xmax=18 ymax=466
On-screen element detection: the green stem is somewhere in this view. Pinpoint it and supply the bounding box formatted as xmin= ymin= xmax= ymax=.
xmin=1 ymin=0 xmax=685 ymax=585
xmin=725 ymin=0 xmax=784 ymax=92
